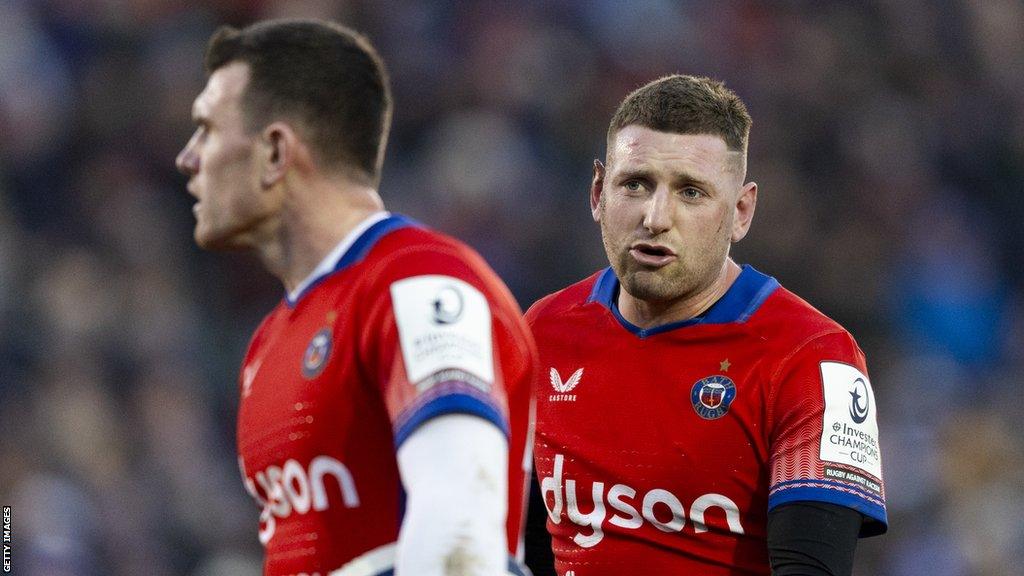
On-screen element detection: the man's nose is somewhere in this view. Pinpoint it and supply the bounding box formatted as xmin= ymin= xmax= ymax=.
xmin=643 ymin=187 xmax=673 ymax=235
xmin=176 ymin=142 xmax=198 ymax=176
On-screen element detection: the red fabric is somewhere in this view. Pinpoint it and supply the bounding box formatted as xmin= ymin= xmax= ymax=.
xmin=528 ymin=271 xmax=885 ymax=575
xmin=237 ymin=226 xmax=537 ymax=576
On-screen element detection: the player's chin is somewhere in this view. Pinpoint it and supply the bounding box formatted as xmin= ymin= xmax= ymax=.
xmin=621 ymin=270 xmax=673 ymax=301
xmin=194 ymin=225 xmax=247 ymax=252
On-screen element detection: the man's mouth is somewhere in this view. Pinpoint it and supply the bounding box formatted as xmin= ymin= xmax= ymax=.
xmin=629 ymin=243 xmax=677 ymax=267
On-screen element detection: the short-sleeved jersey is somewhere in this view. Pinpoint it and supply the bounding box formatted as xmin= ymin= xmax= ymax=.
xmin=528 ymin=265 xmax=886 ymax=576
xmin=237 ymin=213 xmax=537 ymax=576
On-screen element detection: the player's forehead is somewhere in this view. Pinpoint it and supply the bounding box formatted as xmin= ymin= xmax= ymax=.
xmin=192 ymin=62 xmax=250 ymax=121
xmin=609 ymin=125 xmax=738 ymax=178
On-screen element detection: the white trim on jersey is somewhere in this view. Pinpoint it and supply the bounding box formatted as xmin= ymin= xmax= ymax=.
xmin=396 ymin=413 xmax=509 ymax=576
xmin=287 ymin=210 xmax=390 ymax=301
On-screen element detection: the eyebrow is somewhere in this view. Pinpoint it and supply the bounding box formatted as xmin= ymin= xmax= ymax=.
xmin=616 ymin=166 xmax=713 ymax=189
xmin=614 ymin=167 xmax=650 ymax=180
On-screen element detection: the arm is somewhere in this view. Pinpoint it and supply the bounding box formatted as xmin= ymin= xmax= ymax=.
xmin=765 ymin=331 xmax=888 ymax=574
xmin=395 ymin=413 xmax=509 ymax=576
xmin=767 ymin=502 xmax=861 ymax=576
xmin=362 ymin=245 xmax=535 ymax=574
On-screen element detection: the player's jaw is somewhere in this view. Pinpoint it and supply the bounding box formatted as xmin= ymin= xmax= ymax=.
xmin=188 ymin=143 xmax=278 ymax=251
xmin=608 ymin=236 xmax=681 ymax=300
xmin=190 ymin=180 xmax=270 ymax=251
xmin=615 ymin=229 xmax=731 ymax=307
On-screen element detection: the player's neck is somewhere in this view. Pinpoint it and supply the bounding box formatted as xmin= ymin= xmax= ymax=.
xmin=255 ymin=176 xmax=385 ymax=294
xmin=618 ymin=259 xmax=742 ymax=329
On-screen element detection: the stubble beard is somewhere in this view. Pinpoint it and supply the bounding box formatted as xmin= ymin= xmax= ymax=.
xmin=616 ymin=252 xmax=705 ymax=305
xmin=601 ymin=223 xmax=730 ymax=307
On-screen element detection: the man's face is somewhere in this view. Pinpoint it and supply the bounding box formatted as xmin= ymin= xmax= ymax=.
xmin=176 ymin=62 xmax=272 ymax=250
xmin=592 ymin=125 xmax=756 ymax=305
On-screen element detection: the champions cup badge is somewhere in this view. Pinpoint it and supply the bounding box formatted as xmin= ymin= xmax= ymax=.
xmin=849 ymin=377 xmax=870 ymax=424
xmin=302 ymin=328 xmax=333 ymax=379
xmin=691 ymin=375 xmax=737 ymax=420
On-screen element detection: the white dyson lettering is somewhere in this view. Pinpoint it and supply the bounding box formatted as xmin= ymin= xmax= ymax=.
xmin=541 ymin=454 xmax=744 ymax=548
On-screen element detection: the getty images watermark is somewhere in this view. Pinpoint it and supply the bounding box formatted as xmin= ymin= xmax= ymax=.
xmin=2 ymin=506 xmax=10 ymax=573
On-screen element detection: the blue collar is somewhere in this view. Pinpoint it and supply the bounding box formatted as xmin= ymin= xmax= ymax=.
xmin=285 ymin=214 xmax=420 ymax=307
xmin=587 ymin=264 xmax=779 ymax=337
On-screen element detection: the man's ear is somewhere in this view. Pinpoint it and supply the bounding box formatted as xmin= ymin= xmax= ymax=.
xmin=591 ymin=159 xmax=606 ymax=222
xmin=258 ymin=122 xmax=299 ymax=188
xmin=731 ymin=181 xmax=758 ymax=242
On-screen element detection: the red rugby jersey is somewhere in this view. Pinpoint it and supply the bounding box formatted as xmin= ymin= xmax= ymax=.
xmin=237 ymin=214 xmax=537 ymax=576
xmin=528 ymin=265 xmax=886 ymax=576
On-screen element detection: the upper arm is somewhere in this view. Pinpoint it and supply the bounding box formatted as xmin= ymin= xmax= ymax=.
xmin=767 ymin=331 xmax=888 ymax=537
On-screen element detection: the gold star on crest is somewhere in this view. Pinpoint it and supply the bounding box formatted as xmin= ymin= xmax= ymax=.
xmin=326 ymin=311 xmax=337 ymax=324
xmin=720 ymin=359 xmax=731 ymax=372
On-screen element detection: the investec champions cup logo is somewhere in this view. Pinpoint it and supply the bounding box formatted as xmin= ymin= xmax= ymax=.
xmin=549 ymin=367 xmax=582 ymax=402
xmin=849 ymin=377 xmax=870 ymax=424
xmin=431 ymin=285 xmax=465 ymax=325
xmin=690 ymin=375 xmax=737 ymax=419
xmin=818 ymin=362 xmax=882 ymax=484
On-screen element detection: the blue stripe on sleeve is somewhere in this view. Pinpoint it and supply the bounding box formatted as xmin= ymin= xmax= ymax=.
xmin=768 ymin=486 xmax=888 ymax=537
xmin=770 ymin=477 xmax=884 ymax=506
xmin=393 ymin=392 xmax=509 ymax=448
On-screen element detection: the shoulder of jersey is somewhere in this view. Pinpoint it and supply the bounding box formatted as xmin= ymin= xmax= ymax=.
xmin=361 ymin=224 xmax=524 ymax=310
xmin=525 ymin=270 xmax=604 ymax=327
xmin=368 ymin=224 xmax=468 ymax=259
xmin=342 ymin=225 xmax=488 ymax=282
xmin=753 ymin=282 xmax=851 ymax=343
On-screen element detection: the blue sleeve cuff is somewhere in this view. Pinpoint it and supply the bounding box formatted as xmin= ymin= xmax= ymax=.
xmin=769 ymin=482 xmax=888 ymax=537
xmin=393 ymin=392 xmax=509 ymax=447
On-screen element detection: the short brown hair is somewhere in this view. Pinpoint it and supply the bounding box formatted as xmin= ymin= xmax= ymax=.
xmin=204 ymin=19 xmax=392 ymax=183
xmin=608 ymin=75 xmax=751 ymax=154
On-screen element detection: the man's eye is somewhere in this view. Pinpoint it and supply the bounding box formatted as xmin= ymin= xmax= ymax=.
xmin=682 ymin=187 xmax=702 ymax=199
xmin=624 ymin=180 xmax=642 ymax=191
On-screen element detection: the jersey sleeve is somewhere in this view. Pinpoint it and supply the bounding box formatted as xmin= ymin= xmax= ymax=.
xmin=359 ymin=245 xmax=517 ymax=448
xmin=766 ymin=330 xmax=887 ymax=536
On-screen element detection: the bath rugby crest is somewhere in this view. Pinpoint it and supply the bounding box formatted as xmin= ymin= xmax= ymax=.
xmin=236 ymin=213 xmax=536 ymax=576
xmin=690 ymin=375 xmax=736 ymax=419
xmin=301 ymin=328 xmax=332 ymax=378
xmin=528 ymin=264 xmax=886 ymax=575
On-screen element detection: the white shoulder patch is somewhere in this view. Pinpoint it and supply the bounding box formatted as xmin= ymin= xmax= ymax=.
xmin=818 ymin=361 xmax=882 ymax=479
xmin=390 ymin=275 xmax=494 ymax=388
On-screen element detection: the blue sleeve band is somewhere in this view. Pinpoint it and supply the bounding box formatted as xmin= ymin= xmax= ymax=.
xmin=393 ymin=392 xmax=509 ymax=448
xmin=768 ymin=486 xmax=888 ymax=537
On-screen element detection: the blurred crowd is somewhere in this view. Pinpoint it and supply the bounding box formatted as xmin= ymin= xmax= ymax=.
xmin=1 ymin=0 xmax=1022 ymax=574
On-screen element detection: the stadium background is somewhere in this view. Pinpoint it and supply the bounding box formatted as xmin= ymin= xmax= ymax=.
xmin=1 ymin=0 xmax=1022 ymax=574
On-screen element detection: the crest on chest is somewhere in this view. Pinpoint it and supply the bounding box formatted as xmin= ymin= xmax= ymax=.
xmin=690 ymin=374 xmax=737 ymax=420
xmin=302 ymin=327 xmax=334 ymax=379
